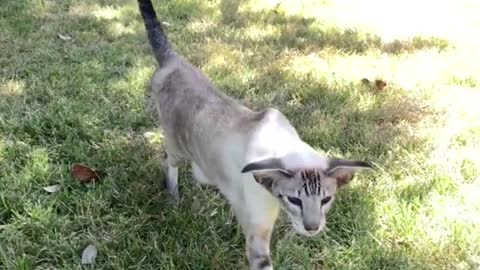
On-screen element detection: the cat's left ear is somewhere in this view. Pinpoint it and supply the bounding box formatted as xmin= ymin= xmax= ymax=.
xmin=326 ymin=159 xmax=373 ymax=188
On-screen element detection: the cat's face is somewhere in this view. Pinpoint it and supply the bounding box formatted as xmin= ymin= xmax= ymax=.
xmin=244 ymin=157 xmax=372 ymax=236
xmin=254 ymin=170 xmax=339 ymax=236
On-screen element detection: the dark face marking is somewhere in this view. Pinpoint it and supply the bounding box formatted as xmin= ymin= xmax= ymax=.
xmin=300 ymin=170 xmax=322 ymax=196
xmin=321 ymin=196 xmax=331 ymax=205
xmin=287 ymin=196 xmax=302 ymax=208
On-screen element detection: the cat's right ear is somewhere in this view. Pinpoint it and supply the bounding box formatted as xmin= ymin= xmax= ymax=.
xmin=252 ymin=173 xmax=275 ymax=191
xmin=241 ymin=158 xmax=293 ymax=177
xmin=242 ymin=158 xmax=294 ymax=192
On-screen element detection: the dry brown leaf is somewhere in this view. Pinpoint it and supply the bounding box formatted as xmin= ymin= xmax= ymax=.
xmin=375 ymin=79 xmax=387 ymax=90
xmin=71 ymin=163 xmax=106 ymax=183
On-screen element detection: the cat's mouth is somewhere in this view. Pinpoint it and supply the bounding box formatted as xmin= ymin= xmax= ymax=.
xmin=291 ymin=221 xmax=322 ymax=237
xmin=298 ymin=228 xmax=321 ymax=237
xmin=286 ymin=212 xmax=320 ymax=236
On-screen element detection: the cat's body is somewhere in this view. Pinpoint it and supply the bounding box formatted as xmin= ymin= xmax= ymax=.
xmin=137 ymin=1 xmax=372 ymax=269
xmin=151 ymin=55 xmax=287 ymax=225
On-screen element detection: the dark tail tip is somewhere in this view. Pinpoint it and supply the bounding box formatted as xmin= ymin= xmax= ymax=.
xmin=137 ymin=0 xmax=171 ymax=63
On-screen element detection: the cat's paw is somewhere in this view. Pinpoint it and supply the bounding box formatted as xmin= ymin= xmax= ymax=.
xmin=250 ymin=255 xmax=273 ymax=270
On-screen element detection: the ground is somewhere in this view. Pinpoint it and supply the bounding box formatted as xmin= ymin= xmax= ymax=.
xmin=1 ymin=0 xmax=480 ymax=269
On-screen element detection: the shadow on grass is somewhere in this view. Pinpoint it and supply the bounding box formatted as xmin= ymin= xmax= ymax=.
xmin=0 ymin=0 xmax=449 ymax=269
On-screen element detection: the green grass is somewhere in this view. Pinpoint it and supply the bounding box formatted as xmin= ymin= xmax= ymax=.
xmin=1 ymin=0 xmax=480 ymax=269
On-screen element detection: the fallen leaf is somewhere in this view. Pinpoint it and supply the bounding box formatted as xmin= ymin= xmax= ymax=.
xmin=71 ymin=164 xmax=106 ymax=183
xmin=57 ymin=34 xmax=72 ymax=41
xmin=375 ymin=79 xmax=387 ymax=90
xmin=161 ymin=21 xmax=171 ymax=26
xmin=81 ymin=244 xmax=98 ymax=265
xmin=43 ymin=184 xmax=61 ymax=193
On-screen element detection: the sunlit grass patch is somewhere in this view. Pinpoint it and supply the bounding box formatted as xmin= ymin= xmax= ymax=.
xmin=0 ymin=80 xmax=25 ymax=100
xmin=1 ymin=0 xmax=479 ymax=269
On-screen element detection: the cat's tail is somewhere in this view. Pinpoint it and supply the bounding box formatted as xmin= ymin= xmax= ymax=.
xmin=137 ymin=0 xmax=172 ymax=64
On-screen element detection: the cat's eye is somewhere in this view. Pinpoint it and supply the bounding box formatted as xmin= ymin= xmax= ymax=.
xmin=287 ymin=196 xmax=302 ymax=208
xmin=321 ymin=196 xmax=332 ymax=205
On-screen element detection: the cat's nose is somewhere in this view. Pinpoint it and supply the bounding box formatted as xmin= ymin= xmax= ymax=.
xmin=304 ymin=222 xmax=319 ymax=232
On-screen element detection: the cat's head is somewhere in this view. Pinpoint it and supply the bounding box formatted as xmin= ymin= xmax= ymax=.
xmin=242 ymin=153 xmax=372 ymax=236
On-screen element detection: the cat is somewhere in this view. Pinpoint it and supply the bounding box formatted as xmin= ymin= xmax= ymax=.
xmin=137 ymin=0 xmax=373 ymax=269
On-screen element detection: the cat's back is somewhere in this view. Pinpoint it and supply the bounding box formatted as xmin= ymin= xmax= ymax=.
xmin=149 ymin=56 xmax=252 ymax=156
xmin=150 ymin=56 xmax=237 ymax=112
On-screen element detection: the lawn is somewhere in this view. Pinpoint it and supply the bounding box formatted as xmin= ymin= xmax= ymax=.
xmin=1 ymin=0 xmax=480 ymax=269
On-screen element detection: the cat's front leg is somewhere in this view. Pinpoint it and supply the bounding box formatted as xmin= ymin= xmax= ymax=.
xmin=246 ymin=226 xmax=274 ymax=270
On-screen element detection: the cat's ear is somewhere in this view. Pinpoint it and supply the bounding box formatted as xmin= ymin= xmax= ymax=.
xmin=326 ymin=159 xmax=373 ymax=188
xmin=252 ymin=170 xmax=295 ymax=191
xmin=241 ymin=158 xmax=293 ymax=177
xmin=242 ymin=158 xmax=294 ymax=192
xmin=252 ymin=173 xmax=276 ymax=191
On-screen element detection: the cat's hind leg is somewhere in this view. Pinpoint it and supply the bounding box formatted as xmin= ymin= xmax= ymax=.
xmin=165 ymin=153 xmax=180 ymax=200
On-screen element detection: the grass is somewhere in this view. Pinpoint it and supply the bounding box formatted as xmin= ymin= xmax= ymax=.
xmin=1 ymin=0 xmax=480 ymax=269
